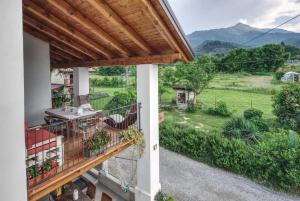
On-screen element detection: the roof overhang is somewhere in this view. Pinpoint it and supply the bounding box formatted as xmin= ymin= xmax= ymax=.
xmin=23 ymin=0 xmax=194 ymax=68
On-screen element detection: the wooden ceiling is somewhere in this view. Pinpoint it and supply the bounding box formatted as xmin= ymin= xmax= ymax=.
xmin=23 ymin=0 xmax=194 ymax=68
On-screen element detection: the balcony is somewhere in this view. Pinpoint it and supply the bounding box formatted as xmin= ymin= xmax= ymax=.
xmin=25 ymin=102 xmax=139 ymax=200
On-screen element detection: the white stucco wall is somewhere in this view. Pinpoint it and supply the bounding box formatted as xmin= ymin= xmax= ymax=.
xmin=0 ymin=1 xmax=28 ymax=200
xmin=24 ymin=33 xmax=51 ymax=126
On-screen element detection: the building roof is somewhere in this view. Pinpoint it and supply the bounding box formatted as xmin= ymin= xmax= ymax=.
xmin=23 ymin=0 xmax=194 ymax=68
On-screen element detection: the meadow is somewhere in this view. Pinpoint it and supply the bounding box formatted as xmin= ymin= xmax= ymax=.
xmin=90 ymin=73 xmax=285 ymax=131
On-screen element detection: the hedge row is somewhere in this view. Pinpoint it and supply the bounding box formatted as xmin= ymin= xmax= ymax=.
xmin=90 ymin=77 xmax=125 ymax=87
xmin=160 ymin=121 xmax=300 ymax=192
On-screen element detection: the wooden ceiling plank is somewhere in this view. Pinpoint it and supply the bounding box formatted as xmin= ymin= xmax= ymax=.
xmin=23 ymin=25 xmax=85 ymax=60
xmin=139 ymin=0 xmax=189 ymax=62
xmin=46 ymin=0 xmax=130 ymax=58
xmin=23 ymin=15 xmax=98 ymax=60
xmin=53 ymin=53 xmax=183 ymax=68
xmin=51 ymin=47 xmax=76 ymax=61
xmin=24 ymin=1 xmax=112 ymax=59
xmin=86 ymin=0 xmax=153 ymax=54
xmin=50 ymin=54 xmax=64 ymax=63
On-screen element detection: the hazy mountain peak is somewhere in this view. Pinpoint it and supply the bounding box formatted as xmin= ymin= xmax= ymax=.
xmin=187 ymin=23 xmax=300 ymax=50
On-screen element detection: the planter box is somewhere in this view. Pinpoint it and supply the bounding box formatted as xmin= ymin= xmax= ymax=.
xmin=28 ymin=169 xmax=56 ymax=186
xmin=84 ymin=148 xmax=105 ymax=158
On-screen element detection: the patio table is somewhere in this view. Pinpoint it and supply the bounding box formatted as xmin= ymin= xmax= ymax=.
xmin=45 ymin=107 xmax=102 ymax=138
xmin=45 ymin=107 xmax=99 ymax=121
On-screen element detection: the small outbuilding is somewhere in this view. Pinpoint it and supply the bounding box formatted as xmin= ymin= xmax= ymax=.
xmin=173 ymin=87 xmax=195 ymax=110
xmin=281 ymin=72 xmax=300 ymax=82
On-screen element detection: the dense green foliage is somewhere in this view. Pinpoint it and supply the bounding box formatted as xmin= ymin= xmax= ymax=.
xmin=160 ymin=121 xmax=300 ymax=192
xmin=104 ymin=91 xmax=135 ymax=114
xmin=273 ymin=83 xmax=300 ymax=133
xmin=207 ymin=101 xmax=232 ymax=117
xmin=243 ymin=108 xmax=269 ymax=132
xmin=91 ymin=77 xmax=125 ymax=87
xmin=160 ymin=55 xmax=215 ymax=107
xmin=217 ymin=44 xmax=289 ymax=73
xmin=222 ymin=117 xmax=260 ymax=143
xmin=243 ymin=108 xmax=263 ymax=120
xmin=155 ymin=191 xmax=174 ymax=201
xmin=194 ymin=40 xmax=241 ymax=55
xmin=96 ymin=66 xmax=125 ymax=76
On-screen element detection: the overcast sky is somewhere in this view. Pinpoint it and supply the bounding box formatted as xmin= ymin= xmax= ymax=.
xmin=168 ymin=0 xmax=300 ymax=34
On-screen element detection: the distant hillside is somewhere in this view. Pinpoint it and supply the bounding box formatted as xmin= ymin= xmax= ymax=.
xmin=187 ymin=23 xmax=300 ymax=54
xmin=194 ymin=40 xmax=243 ymax=55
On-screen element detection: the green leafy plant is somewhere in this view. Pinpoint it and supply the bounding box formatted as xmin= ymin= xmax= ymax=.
xmin=104 ymin=91 xmax=136 ymax=114
xmin=244 ymin=108 xmax=263 ymax=120
xmin=223 ymin=117 xmax=260 ymax=143
xmin=243 ymin=108 xmax=269 ymax=132
xmin=155 ymin=191 xmax=174 ymax=201
xmin=120 ymin=128 xmax=144 ymax=155
xmin=273 ymin=83 xmax=300 ymax=133
xmin=207 ymin=101 xmax=232 ymax=117
xmin=83 ymin=130 xmax=110 ymax=152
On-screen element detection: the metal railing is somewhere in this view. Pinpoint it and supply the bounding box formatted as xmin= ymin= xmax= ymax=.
xmin=25 ymin=103 xmax=139 ymax=188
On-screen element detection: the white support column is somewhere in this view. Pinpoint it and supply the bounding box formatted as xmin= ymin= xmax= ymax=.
xmin=0 ymin=1 xmax=28 ymax=201
xmin=136 ymin=64 xmax=161 ymax=201
xmin=73 ymin=67 xmax=90 ymax=106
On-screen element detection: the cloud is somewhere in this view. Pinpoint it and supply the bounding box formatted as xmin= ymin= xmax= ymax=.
xmin=167 ymin=0 xmax=300 ymax=33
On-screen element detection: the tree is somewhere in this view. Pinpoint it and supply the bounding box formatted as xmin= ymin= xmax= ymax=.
xmin=96 ymin=66 xmax=125 ymax=76
xmin=273 ymin=83 xmax=300 ymax=133
xmin=216 ymin=44 xmax=290 ymax=73
xmin=173 ymin=55 xmax=216 ymax=106
xmin=159 ymin=66 xmax=176 ymax=103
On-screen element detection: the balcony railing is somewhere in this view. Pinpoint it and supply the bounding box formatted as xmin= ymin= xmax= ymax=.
xmin=25 ymin=103 xmax=140 ymax=188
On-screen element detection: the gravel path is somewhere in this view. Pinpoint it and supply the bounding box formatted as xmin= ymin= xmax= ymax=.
xmin=160 ymin=148 xmax=300 ymax=201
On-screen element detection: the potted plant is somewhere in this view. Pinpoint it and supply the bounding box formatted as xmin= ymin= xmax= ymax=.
xmin=83 ymin=129 xmax=110 ymax=158
xmin=41 ymin=159 xmax=58 ymax=179
xmin=120 ymin=128 xmax=144 ymax=156
xmin=26 ymin=159 xmax=58 ymax=186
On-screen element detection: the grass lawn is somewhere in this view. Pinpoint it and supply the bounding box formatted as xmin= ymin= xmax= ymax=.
xmin=162 ymin=88 xmax=275 ymax=132
xmin=90 ymin=86 xmax=125 ymax=95
xmin=209 ymin=73 xmax=284 ymax=92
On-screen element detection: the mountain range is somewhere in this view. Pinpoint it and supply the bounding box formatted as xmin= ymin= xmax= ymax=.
xmin=186 ymin=23 xmax=300 ymax=55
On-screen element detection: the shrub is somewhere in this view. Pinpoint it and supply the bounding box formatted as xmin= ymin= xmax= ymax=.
xmin=207 ymin=101 xmax=232 ymax=117
xmin=104 ymin=91 xmax=135 ymax=114
xmin=155 ymin=191 xmax=174 ymax=201
xmin=274 ymin=71 xmax=285 ymax=81
xmin=244 ymin=108 xmax=263 ymax=120
xmin=160 ymin=121 xmax=300 ymax=192
xmin=273 ymin=83 xmax=300 ymax=133
xmin=223 ymin=117 xmax=260 ymax=143
xmin=90 ymin=77 xmax=125 ymax=88
xmin=243 ymin=108 xmax=269 ymax=132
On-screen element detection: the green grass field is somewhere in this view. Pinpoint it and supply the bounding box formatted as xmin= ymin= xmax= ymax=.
xmin=162 ymin=88 xmax=275 ymax=131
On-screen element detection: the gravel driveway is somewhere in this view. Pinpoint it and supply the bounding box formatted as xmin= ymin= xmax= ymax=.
xmin=160 ymin=148 xmax=300 ymax=201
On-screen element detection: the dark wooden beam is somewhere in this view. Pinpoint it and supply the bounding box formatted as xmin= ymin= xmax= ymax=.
xmin=23 ymin=1 xmax=113 ymax=59
xmin=50 ymin=47 xmax=76 ymax=61
xmin=23 ymin=15 xmax=99 ymax=60
xmin=24 ymin=25 xmax=86 ymax=60
xmin=52 ymin=53 xmax=183 ymax=68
